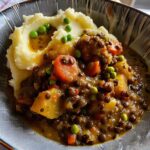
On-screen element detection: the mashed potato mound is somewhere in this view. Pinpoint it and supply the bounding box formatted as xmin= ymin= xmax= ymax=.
xmin=6 ymin=8 xmax=117 ymax=98
xmin=10 ymin=8 xmax=97 ymax=70
xmin=6 ymin=46 xmax=31 ymax=97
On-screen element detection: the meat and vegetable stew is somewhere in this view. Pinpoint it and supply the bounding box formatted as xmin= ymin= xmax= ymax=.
xmin=17 ymin=30 xmax=149 ymax=145
xmin=7 ymin=8 xmax=149 ymax=146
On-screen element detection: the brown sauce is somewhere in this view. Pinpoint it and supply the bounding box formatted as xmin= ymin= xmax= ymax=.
xmin=124 ymin=48 xmax=150 ymax=105
xmin=30 ymin=119 xmax=60 ymax=142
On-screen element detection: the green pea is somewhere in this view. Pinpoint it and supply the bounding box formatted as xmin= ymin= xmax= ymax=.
xmin=110 ymin=72 xmax=117 ymax=79
xmin=38 ymin=25 xmax=47 ymax=34
xmin=63 ymin=17 xmax=70 ymax=24
xmin=121 ymin=113 xmax=128 ymax=122
xmin=71 ymin=124 xmax=80 ymax=134
xmin=91 ymin=86 xmax=98 ymax=94
xmin=49 ymin=80 xmax=56 ymax=85
xmin=61 ymin=36 xmax=67 ymax=43
xmin=67 ymin=34 xmax=73 ymax=41
xmin=29 ymin=30 xmax=38 ymax=38
xmin=75 ymin=50 xmax=81 ymax=58
xmin=65 ymin=25 xmax=71 ymax=32
xmin=44 ymin=23 xmax=51 ymax=32
xmin=118 ymin=55 xmax=124 ymax=61
xmin=107 ymin=66 xmax=115 ymax=73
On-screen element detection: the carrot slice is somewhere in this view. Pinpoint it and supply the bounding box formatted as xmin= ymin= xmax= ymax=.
xmin=54 ymin=55 xmax=79 ymax=83
xmin=67 ymin=134 xmax=76 ymax=145
xmin=86 ymin=61 xmax=101 ymax=77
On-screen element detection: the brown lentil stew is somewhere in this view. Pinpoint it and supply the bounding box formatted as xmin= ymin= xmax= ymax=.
xmin=16 ymin=30 xmax=149 ymax=146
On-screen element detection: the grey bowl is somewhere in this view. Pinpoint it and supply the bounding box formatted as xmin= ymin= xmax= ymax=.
xmin=0 ymin=0 xmax=150 ymax=150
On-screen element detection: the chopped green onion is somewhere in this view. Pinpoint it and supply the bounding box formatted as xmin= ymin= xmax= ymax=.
xmin=37 ymin=25 xmax=47 ymax=34
xmin=29 ymin=30 xmax=38 ymax=38
xmin=91 ymin=86 xmax=98 ymax=94
xmin=67 ymin=34 xmax=73 ymax=41
xmin=75 ymin=50 xmax=81 ymax=58
xmin=63 ymin=17 xmax=70 ymax=24
xmin=65 ymin=25 xmax=71 ymax=32
xmin=71 ymin=124 xmax=80 ymax=134
xmin=121 ymin=113 xmax=128 ymax=122
xmin=49 ymin=80 xmax=56 ymax=85
xmin=61 ymin=36 xmax=67 ymax=43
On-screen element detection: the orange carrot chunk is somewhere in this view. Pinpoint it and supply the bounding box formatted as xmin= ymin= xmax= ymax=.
xmin=107 ymin=41 xmax=123 ymax=55
xmin=67 ymin=134 xmax=76 ymax=145
xmin=86 ymin=61 xmax=101 ymax=77
xmin=54 ymin=55 xmax=79 ymax=83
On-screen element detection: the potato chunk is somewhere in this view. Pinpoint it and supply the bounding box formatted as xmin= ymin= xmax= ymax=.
xmin=104 ymin=98 xmax=117 ymax=111
xmin=30 ymin=88 xmax=63 ymax=119
xmin=115 ymin=59 xmax=133 ymax=80
xmin=47 ymin=40 xmax=74 ymax=59
xmin=114 ymin=74 xmax=128 ymax=95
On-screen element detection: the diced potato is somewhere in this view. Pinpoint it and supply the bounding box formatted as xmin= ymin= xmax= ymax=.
xmin=30 ymin=88 xmax=63 ymax=119
xmin=114 ymin=74 xmax=128 ymax=95
xmin=104 ymin=98 xmax=117 ymax=111
xmin=115 ymin=59 xmax=133 ymax=79
xmin=98 ymin=26 xmax=117 ymax=42
xmin=47 ymin=40 xmax=74 ymax=59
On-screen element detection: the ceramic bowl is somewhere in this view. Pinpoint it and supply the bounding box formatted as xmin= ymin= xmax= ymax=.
xmin=0 ymin=0 xmax=150 ymax=150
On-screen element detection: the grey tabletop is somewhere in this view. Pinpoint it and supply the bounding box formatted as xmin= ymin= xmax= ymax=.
xmin=135 ymin=0 xmax=150 ymax=14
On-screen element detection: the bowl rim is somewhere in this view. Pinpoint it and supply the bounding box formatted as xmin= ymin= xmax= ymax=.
xmin=0 ymin=0 xmax=150 ymax=149
xmin=1 ymin=0 xmax=150 ymax=18
xmin=0 ymin=139 xmax=13 ymax=150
